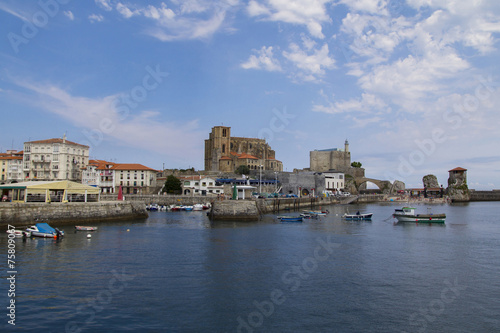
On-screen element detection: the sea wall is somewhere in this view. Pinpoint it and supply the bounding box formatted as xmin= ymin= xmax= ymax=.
xmin=209 ymin=201 xmax=260 ymax=221
xmin=0 ymin=201 xmax=147 ymax=227
xmin=101 ymin=194 xmax=212 ymax=206
xmin=470 ymin=190 xmax=500 ymax=201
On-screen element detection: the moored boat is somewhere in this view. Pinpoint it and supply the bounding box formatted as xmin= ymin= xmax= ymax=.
xmin=343 ymin=211 xmax=373 ymax=220
xmin=75 ymin=226 xmax=98 ymax=231
xmin=6 ymin=229 xmax=31 ymax=238
xmin=277 ymin=216 xmax=303 ymax=223
xmin=393 ymin=207 xmax=446 ymax=223
xmin=27 ymin=223 xmax=64 ymax=238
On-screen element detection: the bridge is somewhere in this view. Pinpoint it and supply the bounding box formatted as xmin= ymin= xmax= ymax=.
xmin=354 ymin=177 xmax=397 ymax=193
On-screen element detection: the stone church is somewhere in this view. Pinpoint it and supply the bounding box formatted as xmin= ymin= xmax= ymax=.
xmin=204 ymin=126 xmax=283 ymax=173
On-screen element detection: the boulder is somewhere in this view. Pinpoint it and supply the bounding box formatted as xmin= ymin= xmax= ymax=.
xmin=423 ymin=174 xmax=439 ymax=188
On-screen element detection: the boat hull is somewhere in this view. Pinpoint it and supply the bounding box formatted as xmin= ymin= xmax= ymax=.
xmin=278 ymin=216 xmax=303 ymax=223
xmin=75 ymin=226 xmax=98 ymax=231
xmin=343 ymin=213 xmax=373 ymax=220
xmin=393 ymin=214 xmax=446 ymax=223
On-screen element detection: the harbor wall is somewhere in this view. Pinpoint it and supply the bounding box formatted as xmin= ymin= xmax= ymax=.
xmin=0 ymin=201 xmax=147 ymax=227
xmin=101 ymin=194 xmax=213 ymax=206
xmin=470 ymin=190 xmax=500 ymax=201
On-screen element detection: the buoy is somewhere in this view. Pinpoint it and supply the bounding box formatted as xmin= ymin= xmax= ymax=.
xmin=87 ymin=234 xmax=91 ymax=238
xmin=126 ymin=229 xmax=130 ymax=232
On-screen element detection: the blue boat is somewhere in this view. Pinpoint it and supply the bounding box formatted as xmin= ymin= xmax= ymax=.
xmin=26 ymin=223 xmax=65 ymax=238
xmin=277 ymin=216 xmax=303 ymax=223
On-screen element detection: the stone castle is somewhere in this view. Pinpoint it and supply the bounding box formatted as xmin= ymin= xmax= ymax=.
xmin=204 ymin=126 xmax=283 ymax=173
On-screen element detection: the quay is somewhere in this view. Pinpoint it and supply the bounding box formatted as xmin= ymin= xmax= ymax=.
xmin=0 ymin=201 xmax=147 ymax=227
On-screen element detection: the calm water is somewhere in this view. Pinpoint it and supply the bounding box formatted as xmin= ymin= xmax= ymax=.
xmin=1 ymin=201 xmax=500 ymax=332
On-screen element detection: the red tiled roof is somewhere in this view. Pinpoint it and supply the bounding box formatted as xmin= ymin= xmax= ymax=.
xmin=111 ymin=163 xmax=157 ymax=171
xmin=0 ymin=156 xmax=22 ymax=160
xmin=449 ymin=167 xmax=467 ymax=172
xmin=26 ymin=138 xmax=89 ymax=148
xmin=238 ymin=153 xmax=258 ymax=160
xmin=220 ymin=156 xmax=232 ymax=160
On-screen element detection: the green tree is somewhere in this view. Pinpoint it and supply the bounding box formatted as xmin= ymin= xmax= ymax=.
xmin=235 ymin=165 xmax=250 ymax=175
xmin=351 ymin=161 xmax=362 ymax=168
xmin=163 ymin=175 xmax=182 ymax=194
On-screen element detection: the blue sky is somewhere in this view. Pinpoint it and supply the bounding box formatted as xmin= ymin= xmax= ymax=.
xmin=1 ymin=0 xmax=500 ymax=190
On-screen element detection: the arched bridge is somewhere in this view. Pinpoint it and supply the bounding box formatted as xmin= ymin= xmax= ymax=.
xmin=354 ymin=177 xmax=393 ymax=192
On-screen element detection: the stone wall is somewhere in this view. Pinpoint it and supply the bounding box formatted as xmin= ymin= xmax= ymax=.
xmin=101 ymin=194 xmax=214 ymax=206
xmin=209 ymin=200 xmax=260 ymax=221
xmin=0 ymin=201 xmax=147 ymax=227
xmin=470 ymin=191 xmax=500 ymax=201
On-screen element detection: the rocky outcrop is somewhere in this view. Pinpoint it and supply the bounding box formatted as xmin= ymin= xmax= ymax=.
xmin=390 ymin=180 xmax=405 ymax=194
xmin=423 ymin=175 xmax=439 ymax=188
xmin=210 ymin=200 xmax=260 ymax=221
xmin=447 ymin=174 xmax=470 ymax=202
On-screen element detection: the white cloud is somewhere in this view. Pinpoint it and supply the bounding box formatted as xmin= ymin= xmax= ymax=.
xmin=12 ymin=80 xmax=205 ymax=160
xmin=241 ymin=46 xmax=282 ymax=72
xmin=116 ymin=3 xmax=140 ymax=19
xmin=338 ymin=0 xmax=389 ymax=15
xmin=64 ymin=11 xmax=74 ymax=21
xmin=283 ymin=42 xmax=335 ymax=82
xmin=89 ymin=14 xmax=105 ymax=23
xmin=313 ymin=91 xmax=387 ymax=115
xmin=246 ymin=0 xmax=333 ymax=39
xmin=95 ymin=0 xmax=113 ymax=11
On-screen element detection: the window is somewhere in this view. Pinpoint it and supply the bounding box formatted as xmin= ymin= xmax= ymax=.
xmin=184 ymin=181 xmax=190 ymax=186
xmin=222 ymin=128 xmax=227 ymax=137
xmin=194 ymin=182 xmax=199 ymax=186
xmin=202 ymin=182 xmax=206 ymax=186
xmin=222 ymin=144 xmax=225 ymax=153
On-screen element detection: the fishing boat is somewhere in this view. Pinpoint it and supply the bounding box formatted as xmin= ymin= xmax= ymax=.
xmin=193 ymin=204 xmax=204 ymax=211
xmin=343 ymin=211 xmax=373 ymax=220
xmin=393 ymin=207 xmax=446 ymax=223
xmin=75 ymin=226 xmax=98 ymax=231
xmin=277 ymin=216 xmax=303 ymax=223
xmin=26 ymin=223 xmax=64 ymax=238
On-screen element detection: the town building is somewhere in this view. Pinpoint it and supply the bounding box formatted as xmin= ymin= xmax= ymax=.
xmin=324 ymin=171 xmax=345 ymax=193
xmin=0 ymin=150 xmax=24 ymax=183
xmin=112 ymin=163 xmax=158 ymax=195
xmin=179 ymin=175 xmax=224 ymax=196
xmin=23 ymin=135 xmax=89 ymax=182
xmin=81 ymin=160 xmax=116 ymax=193
xmin=204 ymin=126 xmax=283 ymax=173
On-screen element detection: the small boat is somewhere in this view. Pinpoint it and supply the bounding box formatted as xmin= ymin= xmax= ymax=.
xmin=146 ymin=204 xmax=159 ymax=211
xmin=393 ymin=207 xmax=446 ymax=223
xmin=193 ymin=204 xmax=204 ymax=211
xmin=181 ymin=205 xmax=194 ymax=211
xmin=343 ymin=211 xmax=373 ymax=220
xmin=170 ymin=205 xmax=182 ymax=211
xmin=6 ymin=229 xmax=31 ymax=238
xmin=27 ymin=223 xmax=64 ymax=238
xmin=277 ymin=216 xmax=303 ymax=223
xmin=75 ymin=226 xmax=98 ymax=231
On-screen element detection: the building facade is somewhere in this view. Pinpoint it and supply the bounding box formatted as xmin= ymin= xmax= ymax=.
xmin=23 ymin=135 xmax=89 ymax=182
xmin=179 ymin=176 xmax=224 ymax=196
xmin=112 ymin=163 xmax=158 ymax=195
xmin=324 ymin=172 xmax=345 ymax=192
xmin=204 ymin=126 xmax=283 ymax=173
xmin=0 ymin=150 xmax=24 ymax=183
xmin=81 ymin=160 xmax=116 ymax=193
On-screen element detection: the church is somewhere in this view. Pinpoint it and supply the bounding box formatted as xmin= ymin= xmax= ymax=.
xmin=204 ymin=126 xmax=283 ymax=173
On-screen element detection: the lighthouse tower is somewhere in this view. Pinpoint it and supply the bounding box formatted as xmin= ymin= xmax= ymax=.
xmin=344 ymin=139 xmax=349 ymax=153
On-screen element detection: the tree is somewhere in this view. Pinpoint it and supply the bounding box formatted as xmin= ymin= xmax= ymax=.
xmin=351 ymin=161 xmax=362 ymax=168
xmin=163 ymin=175 xmax=182 ymax=194
xmin=235 ymin=165 xmax=250 ymax=175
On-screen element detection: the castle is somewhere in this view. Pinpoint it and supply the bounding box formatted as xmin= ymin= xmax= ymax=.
xmin=309 ymin=140 xmax=352 ymax=173
xmin=204 ymin=126 xmax=283 ymax=172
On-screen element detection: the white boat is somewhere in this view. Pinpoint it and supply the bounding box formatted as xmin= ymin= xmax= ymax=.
xmin=75 ymin=226 xmax=98 ymax=231
xmin=343 ymin=212 xmax=373 ymax=220
xmin=26 ymin=223 xmax=65 ymax=238
xmin=6 ymin=229 xmax=31 ymax=238
xmin=193 ymin=204 xmax=204 ymax=211
xmin=393 ymin=207 xmax=446 ymax=223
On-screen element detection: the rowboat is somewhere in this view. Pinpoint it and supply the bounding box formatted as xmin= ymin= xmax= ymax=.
xmin=343 ymin=212 xmax=373 ymax=220
xmin=393 ymin=207 xmax=446 ymax=223
xmin=75 ymin=226 xmax=98 ymax=231
xmin=277 ymin=216 xmax=303 ymax=223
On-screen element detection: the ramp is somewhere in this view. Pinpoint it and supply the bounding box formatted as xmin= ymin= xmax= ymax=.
xmin=341 ymin=195 xmax=359 ymax=204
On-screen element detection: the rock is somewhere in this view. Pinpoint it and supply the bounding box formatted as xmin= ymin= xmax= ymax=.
xmin=423 ymin=174 xmax=439 ymax=188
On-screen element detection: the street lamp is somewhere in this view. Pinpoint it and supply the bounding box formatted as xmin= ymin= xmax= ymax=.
xmin=259 ymin=165 xmax=263 ymax=194
xmin=274 ymin=171 xmax=278 ymax=193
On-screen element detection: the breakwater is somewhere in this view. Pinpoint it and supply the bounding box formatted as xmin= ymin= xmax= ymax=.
xmin=470 ymin=190 xmax=500 ymax=201
xmin=0 ymin=201 xmax=147 ymax=227
xmin=101 ymin=194 xmax=212 ymax=206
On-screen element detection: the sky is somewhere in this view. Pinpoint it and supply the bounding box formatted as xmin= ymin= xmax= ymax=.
xmin=1 ymin=0 xmax=500 ymax=190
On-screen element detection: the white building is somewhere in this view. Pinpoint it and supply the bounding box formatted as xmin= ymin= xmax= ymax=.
xmin=180 ymin=176 xmax=224 ymax=196
xmin=324 ymin=172 xmax=345 ymax=193
xmin=81 ymin=160 xmax=116 ymax=193
xmin=0 ymin=150 xmax=24 ymax=183
xmin=23 ymin=135 xmax=89 ymax=182
xmin=112 ymin=163 xmax=158 ymax=195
